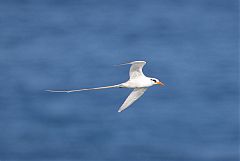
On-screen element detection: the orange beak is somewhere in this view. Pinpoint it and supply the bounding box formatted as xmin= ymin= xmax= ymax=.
xmin=156 ymin=81 xmax=165 ymax=86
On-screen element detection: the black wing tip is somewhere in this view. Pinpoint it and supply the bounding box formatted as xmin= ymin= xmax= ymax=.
xmin=115 ymin=60 xmax=146 ymax=66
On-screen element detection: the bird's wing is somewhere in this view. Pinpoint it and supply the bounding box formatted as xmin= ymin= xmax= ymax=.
xmin=117 ymin=61 xmax=146 ymax=79
xmin=46 ymin=84 xmax=120 ymax=93
xmin=118 ymin=88 xmax=147 ymax=112
xmin=129 ymin=61 xmax=146 ymax=79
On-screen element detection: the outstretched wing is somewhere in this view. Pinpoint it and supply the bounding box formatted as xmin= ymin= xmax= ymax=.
xmin=129 ymin=61 xmax=146 ymax=79
xmin=118 ymin=88 xmax=147 ymax=112
xmin=117 ymin=61 xmax=146 ymax=79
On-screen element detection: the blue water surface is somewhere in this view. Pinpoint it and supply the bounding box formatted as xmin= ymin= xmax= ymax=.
xmin=0 ymin=0 xmax=239 ymax=161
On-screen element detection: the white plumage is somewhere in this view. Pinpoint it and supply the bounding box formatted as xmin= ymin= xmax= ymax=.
xmin=46 ymin=61 xmax=164 ymax=112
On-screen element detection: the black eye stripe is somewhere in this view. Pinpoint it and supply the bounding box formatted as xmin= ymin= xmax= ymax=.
xmin=151 ymin=79 xmax=157 ymax=82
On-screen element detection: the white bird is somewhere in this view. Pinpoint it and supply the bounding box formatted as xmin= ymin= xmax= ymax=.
xmin=46 ymin=61 xmax=164 ymax=112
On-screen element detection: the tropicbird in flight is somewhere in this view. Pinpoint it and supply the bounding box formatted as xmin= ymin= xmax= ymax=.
xmin=46 ymin=61 xmax=164 ymax=112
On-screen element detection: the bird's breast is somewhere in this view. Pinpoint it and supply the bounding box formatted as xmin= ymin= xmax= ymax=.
xmin=123 ymin=78 xmax=152 ymax=88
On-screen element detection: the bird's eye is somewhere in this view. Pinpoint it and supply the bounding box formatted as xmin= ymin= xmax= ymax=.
xmin=151 ymin=79 xmax=156 ymax=83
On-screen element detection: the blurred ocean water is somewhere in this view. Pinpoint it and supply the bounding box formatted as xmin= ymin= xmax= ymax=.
xmin=0 ymin=0 xmax=238 ymax=161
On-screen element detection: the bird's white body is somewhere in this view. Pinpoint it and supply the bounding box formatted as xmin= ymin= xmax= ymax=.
xmin=121 ymin=77 xmax=153 ymax=88
xmin=46 ymin=61 xmax=164 ymax=112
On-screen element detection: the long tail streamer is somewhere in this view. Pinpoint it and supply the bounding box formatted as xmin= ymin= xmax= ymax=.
xmin=46 ymin=84 xmax=121 ymax=93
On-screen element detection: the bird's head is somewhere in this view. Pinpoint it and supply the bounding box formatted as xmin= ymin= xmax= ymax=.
xmin=150 ymin=78 xmax=165 ymax=86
